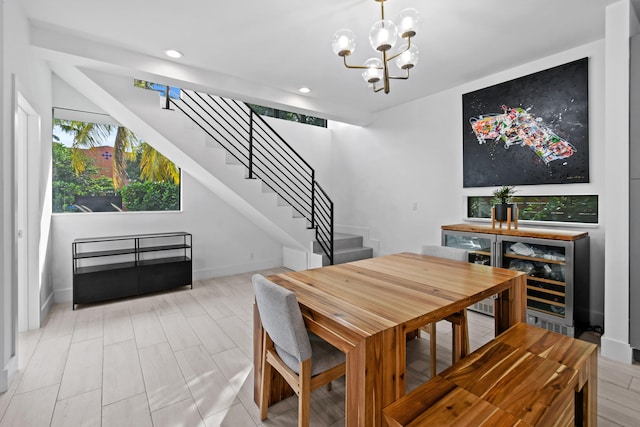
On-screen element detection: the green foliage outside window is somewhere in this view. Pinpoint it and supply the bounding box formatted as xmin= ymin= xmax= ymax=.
xmin=52 ymin=142 xmax=117 ymax=212
xmin=120 ymin=181 xmax=179 ymax=211
xmin=468 ymin=195 xmax=598 ymax=223
xmin=248 ymin=104 xmax=327 ymax=128
xmin=52 ymin=118 xmax=180 ymax=213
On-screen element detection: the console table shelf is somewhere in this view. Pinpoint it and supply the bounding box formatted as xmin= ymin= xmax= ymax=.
xmin=72 ymin=232 xmax=192 ymax=309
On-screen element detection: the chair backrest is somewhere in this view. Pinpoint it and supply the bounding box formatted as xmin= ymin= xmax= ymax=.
xmin=421 ymin=245 xmax=469 ymax=262
xmin=252 ymin=274 xmax=312 ymax=363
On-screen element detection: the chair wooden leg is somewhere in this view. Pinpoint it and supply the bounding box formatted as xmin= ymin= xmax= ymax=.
xmin=428 ymin=322 xmax=437 ymax=377
xmin=298 ymin=359 xmax=312 ymax=427
xmin=452 ymin=324 xmax=463 ymax=363
xmin=460 ymin=309 xmax=470 ymax=356
xmin=260 ymin=332 xmax=272 ymax=421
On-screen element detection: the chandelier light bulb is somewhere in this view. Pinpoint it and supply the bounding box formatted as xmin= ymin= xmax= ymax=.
xmin=369 ymin=19 xmax=398 ymax=52
xmin=395 ymin=44 xmax=419 ymax=70
xmin=332 ymin=29 xmax=356 ymax=56
xmin=362 ymin=58 xmax=384 ymax=84
xmin=396 ymin=8 xmax=421 ymax=38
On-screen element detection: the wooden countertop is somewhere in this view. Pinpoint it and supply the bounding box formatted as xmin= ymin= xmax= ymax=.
xmin=442 ymin=223 xmax=588 ymax=241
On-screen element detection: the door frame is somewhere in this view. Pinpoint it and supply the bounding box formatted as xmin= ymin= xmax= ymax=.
xmin=14 ymin=86 xmax=41 ymax=332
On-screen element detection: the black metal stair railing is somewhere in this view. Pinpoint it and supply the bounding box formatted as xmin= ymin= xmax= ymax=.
xmin=167 ymin=89 xmax=334 ymax=265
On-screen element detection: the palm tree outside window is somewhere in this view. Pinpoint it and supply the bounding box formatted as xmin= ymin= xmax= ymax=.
xmin=52 ymin=118 xmax=180 ymax=213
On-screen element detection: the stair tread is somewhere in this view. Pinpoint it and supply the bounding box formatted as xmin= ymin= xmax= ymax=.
xmin=329 ymin=246 xmax=372 ymax=254
xmin=319 ymin=245 xmax=373 ymax=266
xmin=314 ymin=246 xmax=373 ymax=256
xmin=313 ymin=232 xmax=367 ymax=253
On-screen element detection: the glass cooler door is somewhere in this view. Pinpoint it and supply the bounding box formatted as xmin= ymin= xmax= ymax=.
xmin=442 ymin=231 xmax=494 ymax=266
xmin=498 ymin=238 xmax=573 ymax=325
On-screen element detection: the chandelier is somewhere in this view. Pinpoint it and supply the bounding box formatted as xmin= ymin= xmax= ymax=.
xmin=331 ymin=0 xmax=421 ymax=94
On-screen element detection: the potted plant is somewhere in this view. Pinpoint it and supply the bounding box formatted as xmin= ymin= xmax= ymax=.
xmin=492 ymin=185 xmax=517 ymax=221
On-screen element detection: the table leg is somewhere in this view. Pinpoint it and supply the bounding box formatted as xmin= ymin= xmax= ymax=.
xmin=345 ymin=327 xmax=402 ymax=427
xmin=494 ymin=274 xmax=527 ymax=334
xmin=387 ymin=326 xmax=405 ymax=403
xmin=582 ymin=350 xmax=598 ymax=427
xmin=345 ymin=336 xmax=377 ymax=426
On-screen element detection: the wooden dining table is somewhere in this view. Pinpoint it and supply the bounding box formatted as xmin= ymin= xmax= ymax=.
xmin=253 ymin=252 xmax=527 ymax=427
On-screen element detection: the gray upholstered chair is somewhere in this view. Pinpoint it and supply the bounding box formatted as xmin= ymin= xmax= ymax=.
xmin=252 ymin=274 xmax=345 ymax=427
xmin=420 ymin=245 xmax=471 ymax=377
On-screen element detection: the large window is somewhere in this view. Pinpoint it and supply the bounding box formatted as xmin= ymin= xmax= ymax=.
xmin=467 ymin=195 xmax=598 ymax=224
xmin=134 ymin=79 xmax=327 ymax=128
xmin=52 ymin=118 xmax=180 ymax=213
xmin=248 ymin=104 xmax=327 ymax=128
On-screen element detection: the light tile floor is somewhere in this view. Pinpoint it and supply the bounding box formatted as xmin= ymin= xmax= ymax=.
xmin=0 ymin=268 xmax=639 ymax=426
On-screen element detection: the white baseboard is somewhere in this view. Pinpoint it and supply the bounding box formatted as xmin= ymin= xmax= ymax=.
xmin=193 ymin=257 xmax=283 ymax=280
xmin=54 ymin=288 xmax=73 ymax=303
xmin=40 ymin=292 xmax=55 ymax=325
xmin=601 ymin=335 xmax=634 ymax=363
xmin=1 ymin=355 xmax=18 ymax=393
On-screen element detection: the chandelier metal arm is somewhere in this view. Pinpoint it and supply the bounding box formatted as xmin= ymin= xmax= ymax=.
xmin=387 ymin=69 xmax=410 ymax=80
xmin=342 ymin=55 xmax=382 ymax=71
xmin=343 ymin=40 xmax=412 ymax=71
xmin=386 ymin=37 xmax=412 ymax=62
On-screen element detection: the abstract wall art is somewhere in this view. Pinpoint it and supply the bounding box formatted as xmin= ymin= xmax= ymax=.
xmin=462 ymin=58 xmax=589 ymax=187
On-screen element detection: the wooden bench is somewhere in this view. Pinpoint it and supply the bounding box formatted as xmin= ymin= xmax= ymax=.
xmin=384 ymin=323 xmax=598 ymax=427
xmin=493 ymin=322 xmax=598 ymax=426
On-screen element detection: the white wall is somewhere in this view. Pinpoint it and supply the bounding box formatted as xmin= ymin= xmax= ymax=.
xmin=51 ymin=170 xmax=284 ymax=302
xmin=1 ymin=0 xmax=9 ymax=393
xmin=601 ymin=0 xmax=636 ymax=363
xmin=329 ymin=40 xmax=606 ymax=328
xmin=1 ymin=0 xmax=53 ymax=391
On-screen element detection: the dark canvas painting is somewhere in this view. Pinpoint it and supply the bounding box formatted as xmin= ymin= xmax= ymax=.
xmin=462 ymin=58 xmax=589 ymax=188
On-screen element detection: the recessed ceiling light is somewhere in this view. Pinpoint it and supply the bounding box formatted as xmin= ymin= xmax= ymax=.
xmin=299 ymin=87 xmax=311 ymax=94
xmin=164 ymin=49 xmax=184 ymax=59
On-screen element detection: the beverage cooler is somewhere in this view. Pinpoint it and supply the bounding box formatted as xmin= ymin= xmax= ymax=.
xmin=442 ymin=224 xmax=590 ymax=337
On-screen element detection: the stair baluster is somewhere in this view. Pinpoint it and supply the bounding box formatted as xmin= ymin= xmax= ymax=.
xmin=168 ymin=89 xmax=334 ymax=264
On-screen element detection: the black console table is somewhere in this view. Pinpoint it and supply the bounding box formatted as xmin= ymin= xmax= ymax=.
xmin=72 ymin=232 xmax=192 ymax=309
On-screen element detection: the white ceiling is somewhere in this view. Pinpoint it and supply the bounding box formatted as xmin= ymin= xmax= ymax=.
xmin=21 ymin=0 xmax=623 ymax=125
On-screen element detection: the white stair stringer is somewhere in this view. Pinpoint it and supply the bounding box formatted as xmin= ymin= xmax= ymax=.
xmin=50 ymin=64 xmax=318 ymax=266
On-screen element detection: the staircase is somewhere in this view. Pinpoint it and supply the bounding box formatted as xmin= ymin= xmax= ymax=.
xmin=169 ymin=91 xmax=373 ymax=267
xmin=168 ymin=88 xmax=334 ymax=265
xmin=314 ymin=233 xmax=373 ymax=266
xmin=52 ymin=65 xmax=375 ymax=268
